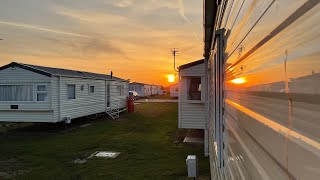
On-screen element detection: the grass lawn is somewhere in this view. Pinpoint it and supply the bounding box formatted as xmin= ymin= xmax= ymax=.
xmin=147 ymin=94 xmax=176 ymax=100
xmin=0 ymin=103 xmax=210 ymax=180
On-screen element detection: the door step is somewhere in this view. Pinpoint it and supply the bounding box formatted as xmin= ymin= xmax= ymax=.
xmin=106 ymin=108 xmax=121 ymax=120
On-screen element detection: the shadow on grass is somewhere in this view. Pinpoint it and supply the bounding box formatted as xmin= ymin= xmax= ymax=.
xmin=0 ymin=103 xmax=210 ymax=180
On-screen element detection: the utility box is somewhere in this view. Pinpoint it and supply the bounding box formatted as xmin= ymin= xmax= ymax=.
xmin=186 ymin=155 xmax=198 ymax=178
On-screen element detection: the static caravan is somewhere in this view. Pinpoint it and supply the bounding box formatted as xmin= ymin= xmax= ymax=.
xmin=203 ymin=0 xmax=320 ymax=179
xmin=151 ymin=85 xmax=161 ymax=96
xmin=129 ymin=82 xmax=146 ymax=97
xmin=178 ymin=59 xmax=205 ymax=130
xmin=178 ymin=59 xmax=207 ymax=153
xmin=129 ymin=82 xmax=152 ymax=97
xmin=0 ymin=62 xmax=129 ymax=123
xmin=144 ymin=84 xmax=152 ymax=96
xmin=169 ymin=83 xmax=179 ymax=98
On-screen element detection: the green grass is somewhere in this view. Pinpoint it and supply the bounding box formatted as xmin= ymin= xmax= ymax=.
xmin=0 ymin=103 xmax=210 ymax=180
xmin=148 ymin=94 xmax=176 ymax=100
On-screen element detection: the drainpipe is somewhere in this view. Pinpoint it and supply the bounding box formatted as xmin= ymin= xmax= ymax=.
xmin=204 ymin=58 xmax=209 ymax=157
xmin=58 ymin=76 xmax=62 ymax=122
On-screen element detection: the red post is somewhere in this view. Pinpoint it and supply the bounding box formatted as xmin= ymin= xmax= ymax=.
xmin=127 ymin=97 xmax=134 ymax=113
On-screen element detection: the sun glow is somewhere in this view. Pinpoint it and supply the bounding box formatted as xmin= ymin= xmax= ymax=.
xmin=231 ymin=77 xmax=246 ymax=84
xmin=167 ymin=74 xmax=175 ymax=83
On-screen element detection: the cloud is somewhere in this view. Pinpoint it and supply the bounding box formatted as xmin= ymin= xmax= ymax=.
xmin=0 ymin=20 xmax=90 ymax=38
xmin=113 ymin=0 xmax=134 ymax=8
xmin=178 ymin=0 xmax=191 ymax=24
xmin=38 ymin=36 xmax=124 ymax=58
xmin=54 ymin=7 xmax=128 ymax=24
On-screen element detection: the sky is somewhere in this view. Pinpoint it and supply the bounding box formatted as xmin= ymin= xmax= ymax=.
xmin=0 ymin=0 xmax=203 ymax=86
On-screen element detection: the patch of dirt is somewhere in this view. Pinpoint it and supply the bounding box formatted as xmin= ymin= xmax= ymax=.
xmin=167 ymin=129 xmax=188 ymax=144
xmin=0 ymin=158 xmax=30 ymax=179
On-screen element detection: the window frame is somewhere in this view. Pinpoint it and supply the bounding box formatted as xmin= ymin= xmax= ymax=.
xmin=116 ymin=85 xmax=124 ymax=96
xmin=89 ymin=85 xmax=95 ymax=94
xmin=67 ymin=84 xmax=76 ymax=100
xmin=35 ymin=84 xmax=49 ymax=102
xmin=185 ymin=76 xmax=204 ymax=103
xmin=0 ymin=84 xmax=35 ymax=102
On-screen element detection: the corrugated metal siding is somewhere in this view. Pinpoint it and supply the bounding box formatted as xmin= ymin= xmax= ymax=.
xmin=208 ymin=0 xmax=320 ymax=179
xmin=0 ymin=66 xmax=53 ymax=122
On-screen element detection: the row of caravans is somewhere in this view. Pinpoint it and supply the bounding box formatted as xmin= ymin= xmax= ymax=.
xmin=129 ymin=82 xmax=161 ymax=97
xmin=0 ymin=62 xmax=129 ymax=123
xmin=178 ymin=0 xmax=319 ymax=179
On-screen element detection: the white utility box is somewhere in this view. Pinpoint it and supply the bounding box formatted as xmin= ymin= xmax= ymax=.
xmin=186 ymin=155 xmax=198 ymax=178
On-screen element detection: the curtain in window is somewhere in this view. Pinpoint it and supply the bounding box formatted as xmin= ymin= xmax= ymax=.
xmin=37 ymin=85 xmax=47 ymax=91
xmin=188 ymin=78 xmax=201 ymax=100
xmin=0 ymin=85 xmax=33 ymax=101
xmin=67 ymin=85 xmax=76 ymax=99
xmin=117 ymin=85 xmax=123 ymax=96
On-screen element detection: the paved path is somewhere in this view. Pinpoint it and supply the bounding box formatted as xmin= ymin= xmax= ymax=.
xmin=135 ymin=99 xmax=178 ymax=103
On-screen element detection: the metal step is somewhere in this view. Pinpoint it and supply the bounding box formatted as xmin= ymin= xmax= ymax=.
xmin=106 ymin=108 xmax=120 ymax=120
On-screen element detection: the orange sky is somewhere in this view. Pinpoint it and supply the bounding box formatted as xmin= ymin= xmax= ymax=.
xmin=0 ymin=0 xmax=203 ymax=86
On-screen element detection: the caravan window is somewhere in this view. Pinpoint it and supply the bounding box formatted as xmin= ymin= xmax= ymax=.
xmin=117 ymin=85 xmax=124 ymax=96
xmin=67 ymin=85 xmax=76 ymax=99
xmin=36 ymin=84 xmax=48 ymax=102
xmin=187 ymin=77 xmax=201 ymax=101
xmin=0 ymin=85 xmax=33 ymax=101
xmin=89 ymin=86 xmax=95 ymax=93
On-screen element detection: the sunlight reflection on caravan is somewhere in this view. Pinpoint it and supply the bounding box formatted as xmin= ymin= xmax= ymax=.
xmin=203 ymin=0 xmax=320 ymax=179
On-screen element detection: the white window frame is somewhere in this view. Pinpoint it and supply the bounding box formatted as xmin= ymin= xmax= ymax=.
xmin=185 ymin=76 xmax=204 ymax=103
xmin=67 ymin=84 xmax=76 ymax=100
xmin=116 ymin=85 xmax=124 ymax=96
xmin=0 ymin=84 xmax=34 ymax=102
xmin=35 ymin=84 xmax=48 ymax=102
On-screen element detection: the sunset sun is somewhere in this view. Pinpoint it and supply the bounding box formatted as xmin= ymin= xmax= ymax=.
xmin=167 ymin=74 xmax=175 ymax=83
xmin=231 ymin=77 xmax=246 ymax=84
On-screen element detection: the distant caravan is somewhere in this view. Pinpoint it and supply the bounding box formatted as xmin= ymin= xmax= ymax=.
xmin=129 ymin=82 xmax=161 ymax=97
xmin=0 ymin=62 xmax=129 ymax=123
xmin=200 ymin=0 xmax=320 ymax=180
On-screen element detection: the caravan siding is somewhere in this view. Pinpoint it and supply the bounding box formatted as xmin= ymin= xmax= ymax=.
xmin=208 ymin=0 xmax=320 ymax=179
xmin=180 ymin=63 xmax=204 ymax=77
xmin=59 ymin=77 xmax=106 ymax=120
xmin=0 ymin=66 xmax=53 ymax=122
xmin=144 ymin=85 xmax=152 ymax=96
xmin=110 ymin=81 xmax=128 ymax=109
xmin=179 ymin=103 xmax=205 ymax=129
xmin=0 ymin=111 xmax=53 ymax=122
xmin=51 ymin=77 xmax=60 ymax=122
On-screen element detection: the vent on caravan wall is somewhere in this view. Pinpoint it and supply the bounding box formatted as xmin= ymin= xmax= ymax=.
xmin=62 ymin=117 xmax=71 ymax=124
